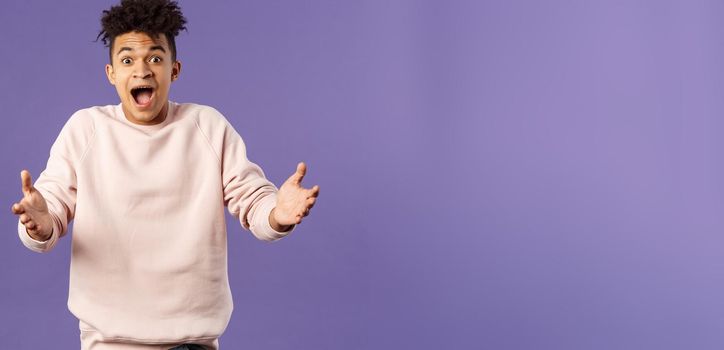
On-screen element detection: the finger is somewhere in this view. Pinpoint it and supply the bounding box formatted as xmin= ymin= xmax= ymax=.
xmin=26 ymin=221 xmax=37 ymax=230
xmin=308 ymin=185 xmax=320 ymax=197
xmin=306 ymin=197 xmax=316 ymax=207
xmin=293 ymin=162 xmax=307 ymax=184
xmin=20 ymin=214 xmax=31 ymax=224
xmin=11 ymin=203 xmax=25 ymax=214
xmin=21 ymin=170 xmax=33 ymax=196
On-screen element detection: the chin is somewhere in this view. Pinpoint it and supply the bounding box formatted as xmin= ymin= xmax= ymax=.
xmin=141 ymin=112 xmax=163 ymax=122
xmin=130 ymin=104 xmax=159 ymax=118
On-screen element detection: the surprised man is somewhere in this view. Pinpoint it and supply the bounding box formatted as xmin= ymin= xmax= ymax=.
xmin=10 ymin=0 xmax=319 ymax=349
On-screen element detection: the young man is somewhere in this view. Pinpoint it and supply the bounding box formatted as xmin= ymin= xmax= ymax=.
xmin=10 ymin=1 xmax=319 ymax=349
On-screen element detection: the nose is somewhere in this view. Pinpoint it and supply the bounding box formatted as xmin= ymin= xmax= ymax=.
xmin=132 ymin=61 xmax=153 ymax=79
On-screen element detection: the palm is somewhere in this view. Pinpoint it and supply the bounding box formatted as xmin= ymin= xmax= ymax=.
xmin=273 ymin=162 xmax=320 ymax=226
xmin=20 ymin=189 xmax=49 ymax=221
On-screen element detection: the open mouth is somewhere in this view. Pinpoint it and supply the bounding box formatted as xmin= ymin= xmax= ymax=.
xmin=130 ymin=86 xmax=155 ymax=106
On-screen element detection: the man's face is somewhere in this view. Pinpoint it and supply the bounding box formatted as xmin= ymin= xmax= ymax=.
xmin=105 ymin=31 xmax=181 ymax=125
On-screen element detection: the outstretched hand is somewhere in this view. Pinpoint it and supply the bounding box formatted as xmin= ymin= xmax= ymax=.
xmin=271 ymin=162 xmax=320 ymax=229
xmin=11 ymin=170 xmax=53 ymax=241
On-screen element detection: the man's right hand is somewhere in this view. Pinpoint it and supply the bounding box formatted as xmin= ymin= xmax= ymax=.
xmin=11 ymin=170 xmax=53 ymax=242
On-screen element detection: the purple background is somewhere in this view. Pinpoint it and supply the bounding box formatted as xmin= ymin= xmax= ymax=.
xmin=1 ymin=0 xmax=723 ymax=349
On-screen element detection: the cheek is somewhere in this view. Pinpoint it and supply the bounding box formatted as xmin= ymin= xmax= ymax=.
xmin=156 ymin=75 xmax=173 ymax=90
xmin=112 ymin=72 xmax=128 ymax=88
xmin=114 ymin=83 xmax=126 ymax=94
xmin=115 ymin=81 xmax=128 ymax=94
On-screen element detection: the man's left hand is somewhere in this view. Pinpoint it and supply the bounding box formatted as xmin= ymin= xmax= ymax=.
xmin=271 ymin=162 xmax=320 ymax=230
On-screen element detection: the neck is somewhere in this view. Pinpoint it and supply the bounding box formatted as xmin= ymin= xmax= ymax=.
xmin=122 ymin=101 xmax=169 ymax=126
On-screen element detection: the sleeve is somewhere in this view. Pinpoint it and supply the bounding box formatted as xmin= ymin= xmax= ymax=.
xmin=214 ymin=114 xmax=296 ymax=241
xmin=17 ymin=112 xmax=93 ymax=253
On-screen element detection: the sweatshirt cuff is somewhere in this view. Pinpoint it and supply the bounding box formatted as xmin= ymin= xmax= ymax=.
xmin=17 ymin=219 xmax=59 ymax=253
xmin=249 ymin=194 xmax=296 ymax=241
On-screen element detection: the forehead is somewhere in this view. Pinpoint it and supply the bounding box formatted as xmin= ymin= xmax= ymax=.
xmin=113 ymin=31 xmax=169 ymax=54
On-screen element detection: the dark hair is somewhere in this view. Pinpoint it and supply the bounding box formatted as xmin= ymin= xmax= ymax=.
xmin=97 ymin=0 xmax=187 ymax=63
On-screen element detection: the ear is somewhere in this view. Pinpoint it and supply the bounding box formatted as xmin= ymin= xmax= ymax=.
xmin=171 ymin=60 xmax=182 ymax=82
xmin=105 ymin=63 xmax=116 ymax=85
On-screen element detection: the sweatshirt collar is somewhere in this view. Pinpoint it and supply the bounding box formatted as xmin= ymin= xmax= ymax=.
xmin=115 ymin=101 xmax=176 ymax=132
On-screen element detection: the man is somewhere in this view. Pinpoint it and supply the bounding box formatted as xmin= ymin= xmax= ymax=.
xmin=10 ymin=0 xmax=319 ymax=349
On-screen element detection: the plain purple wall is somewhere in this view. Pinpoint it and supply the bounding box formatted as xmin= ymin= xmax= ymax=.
xmin=1 ymin=0 xmax=723 ymax=349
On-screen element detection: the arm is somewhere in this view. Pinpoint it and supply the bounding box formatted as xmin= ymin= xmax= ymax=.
xmin=10 ymin=113 xmax=86 ymax=253
xmin=218 ymin=120 xmax=294 ymax=241
xmin=215 ymin=119 xmax=318 ymax=240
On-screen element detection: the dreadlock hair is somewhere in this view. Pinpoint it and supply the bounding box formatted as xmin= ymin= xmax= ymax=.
xmin=97 ymin=0 xmax=187 ymax=63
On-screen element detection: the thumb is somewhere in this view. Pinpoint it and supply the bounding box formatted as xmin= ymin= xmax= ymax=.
xmin=291 ymin=162 xmax=306 ymax=185
xmin=21 ymin=170 xmax=33 ymax=196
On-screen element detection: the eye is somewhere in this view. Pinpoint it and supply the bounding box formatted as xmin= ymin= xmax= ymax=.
xmin=121 ymin=57 xmax=132 ymax=65
xmin=149 ymin=56 xmax=162 ymax=63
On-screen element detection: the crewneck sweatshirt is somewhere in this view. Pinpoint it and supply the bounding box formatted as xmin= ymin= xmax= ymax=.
xmin=17 ymin=102 xmax=294 ymax=348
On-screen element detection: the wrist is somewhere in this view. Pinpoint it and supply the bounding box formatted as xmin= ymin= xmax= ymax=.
xmin=269 ymin=208 xmax=293 ymax=232
xmin=27 ymin=227 xmax=52 ymax=242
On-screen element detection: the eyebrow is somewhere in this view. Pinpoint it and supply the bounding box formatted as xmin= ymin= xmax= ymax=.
xmin=116 ymin=45 xmax=166 ymax=56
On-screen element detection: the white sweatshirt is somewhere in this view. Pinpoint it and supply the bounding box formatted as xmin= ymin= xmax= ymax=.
xmin=17 ymin=102 xmax=294 ymax=349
